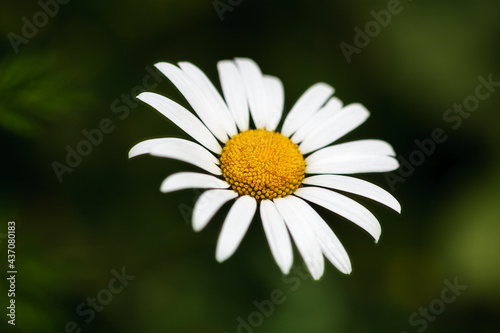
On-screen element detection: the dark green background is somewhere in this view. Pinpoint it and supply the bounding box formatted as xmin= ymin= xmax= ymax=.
xmin=1 ymin=0 xmax=499 ymax=332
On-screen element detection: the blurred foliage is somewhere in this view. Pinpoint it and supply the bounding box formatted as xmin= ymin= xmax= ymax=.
xmin=1 ymin=0 xmax=500 ymax=332
xmin=0 ymin=54 xmax=95 ymax=137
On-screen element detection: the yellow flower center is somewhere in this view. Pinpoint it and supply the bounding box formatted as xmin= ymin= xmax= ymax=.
xmin=220 ymin=129 xmax=305 ymax=201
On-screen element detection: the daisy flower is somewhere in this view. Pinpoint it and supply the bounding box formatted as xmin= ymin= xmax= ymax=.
xmin=129 ymin=58 xmax=401 ymax=280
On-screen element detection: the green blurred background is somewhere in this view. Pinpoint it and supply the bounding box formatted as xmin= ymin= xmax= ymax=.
xmin=1 ymin=0 xmax=500 ymax=332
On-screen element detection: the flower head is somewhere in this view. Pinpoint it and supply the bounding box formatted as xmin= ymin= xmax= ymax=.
xmin=129 ymin=58 xmax=401 ymax=280
xmin=220 ymin=129 xmax=305 ymax=200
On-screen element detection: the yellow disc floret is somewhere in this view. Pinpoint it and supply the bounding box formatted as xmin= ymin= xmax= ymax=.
xmin=220 ymin=129 xmax=305 ymax=201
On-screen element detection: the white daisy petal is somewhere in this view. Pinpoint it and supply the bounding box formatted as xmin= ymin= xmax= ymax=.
xmin=305 ymin=139 xmax=399 ymax=174
xmin=274 ymin=196 xmax=325 ymax=280
xmin=216 ymin=195 xmax=257 ymax=262
xmin=217 ymin=60 xmax=250 ymax=132
xmin=305 ymin=155 xmax=400 ymax=174
xmin=193 ymin=189 xmax=238 ymax=232
xmin=235 ymin=58 xmax=269 ymax=129
xmin=160 ymin=172 xmax=229 ymax=193
xmin=178 ymin=62 xmax=238 ymax=137
xmin=260 ymin=200 xmax=293 ymax=274
xmin=149 ymin=138 xmax=221 ymax=175
xmin=291 ymin=97 xmax=343 ymax=144
xmin=293 ymin=197 xmax=352 ymax=274
xmin=155 ymin=62 xmax=229 ymax=142
xmin=129 ymin=138 xmax=168 ymax=159
xmin=137 ymin=92 xmax=222 ymax=154
xmin=303 ymin=175 xmax=401 ymax=213
xmin=263 ymin=75 xmax=284 ymax=131
xmin=281 ymin=83 xmax=335 ymax=137
xmin=306 ymin=140 xmax=396 ymax=165
xmin=294 ymin=187 xmax=382 ymax=243
xmin=299 ymin=103 xmax=370 ymax=154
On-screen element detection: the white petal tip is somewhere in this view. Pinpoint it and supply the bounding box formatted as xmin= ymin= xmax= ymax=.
xmin=217 ymin=59 xmax=231 ymax=66
xmin=339 ymin=262 xmax=353 ymax=275
xmin=371 ymin=229 xmax=381 ymax=244
xmin=154 ymin=61 xmax=169 ymax=68
xmin=128 ymin=139 xmax=166 ymax=159
xmin=215 ymin=252 xmax=229 ymax=263
xmin=159 ymin=176 xmax=176 ymax=193
xmin=278 ymin=261 xmax=293 ymax=275
xmin=192 ymin=215 xmax=208 ymax=232
xmin=281 ymin=267 xmax=291 ymax=275
xmin=316 ymin=82 xmax=335 ymax=95
xmin=392 ymin=160 xmax=401 ymax=170
xmin=159 ymin=185 xmax=170 ymax=193
xmin=128 ymin=148 xmax=144 ymax=159
xmin=332 ymin=260 xmax=352 ymax=275
xmin=306 ymin=261 xmax=325 ymax=281
xmin=371 ymin=227 xmax=382 ymax=244
xmin=350 ymin=103 xmax=370 ymax=115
